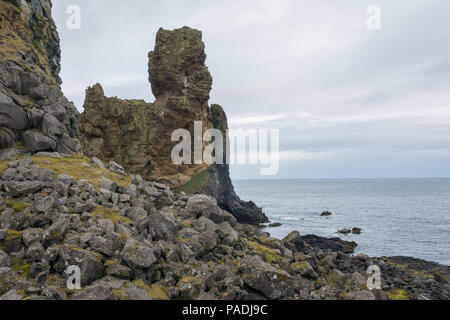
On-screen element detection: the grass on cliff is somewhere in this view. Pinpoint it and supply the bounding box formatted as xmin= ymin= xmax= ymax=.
xmin=0 ymin=2 xmax=52 ymax=78
xmin=29 ymin=154 xmax=131 ymax=188
xmin=178 ymin=170 xmax=211 ymax=194
xmin=1 ymin=154 xmax=131 ymax=188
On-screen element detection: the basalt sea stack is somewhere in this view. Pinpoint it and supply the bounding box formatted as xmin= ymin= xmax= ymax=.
xmin=79 ymin=27 xmax=267 ymax=224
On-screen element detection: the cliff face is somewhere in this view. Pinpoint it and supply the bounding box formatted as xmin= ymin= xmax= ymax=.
xmin=80 ymin=27 xmax=267 ymax=224
xmin=0 ymin=0 xmax=80 ymax=153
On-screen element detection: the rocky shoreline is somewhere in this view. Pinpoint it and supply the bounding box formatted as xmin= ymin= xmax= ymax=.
xmin=0 ymin=151 xmax=448 ymax=300
xmin=0 ymin=0 xmax=448 ymax=301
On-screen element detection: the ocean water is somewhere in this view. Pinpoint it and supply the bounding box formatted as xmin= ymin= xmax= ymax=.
xmin=233 ymin=179 xmax=450 ymax=266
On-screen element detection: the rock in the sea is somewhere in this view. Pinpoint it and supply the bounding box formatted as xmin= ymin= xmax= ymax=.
xmin=268 ymin=223 xmax=282 ymax=227
xmin=338 ymin=228 xmax=351 ymax=235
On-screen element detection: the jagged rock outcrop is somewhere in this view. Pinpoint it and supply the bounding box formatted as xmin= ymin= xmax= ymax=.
xmin=80 ymin=27 xmax=267 ymax=224
xmin=0 ymin=0 xmax=80 ymax=154
xmin=0 ymin=153 xmax=448 ymax=300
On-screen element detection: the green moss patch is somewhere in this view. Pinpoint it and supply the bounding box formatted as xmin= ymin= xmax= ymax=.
xmin=132 ymin=279 xmax=169 ymax=300
xmin=4 ymin=198 xmax=31 ymax=212
xmin=11 ymin=258 xmax=32 ymax=279
xmin=248 ymin=240 xmax=283 ymax=264
xmin=178 ymin=170 xmax=211 ymax=194
xmin=147 ymin=284 xmax=169 ymax=300
xmin=385 ymin=289 xmax=409 ymax=300
xmin=5 ymin=229 xmax=23 ymax=241
xmin=28 ymin=154 xmax=131 ymax=188
xmin=0 ymin=161 xmax=8 ymax=176
xmin=93 ymin=206 xmax=132 ymax=225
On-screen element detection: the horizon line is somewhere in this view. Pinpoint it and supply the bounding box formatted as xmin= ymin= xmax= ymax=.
xmin=232 ymin=177 xmax=450 ymax=181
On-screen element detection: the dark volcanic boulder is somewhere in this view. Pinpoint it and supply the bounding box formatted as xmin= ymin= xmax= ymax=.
xmin=301 ymin=234 xmax=358 ymax=254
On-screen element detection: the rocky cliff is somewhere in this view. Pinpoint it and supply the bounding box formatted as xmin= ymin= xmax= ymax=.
xmin=79 ymin=27 xmax=267 ymax=224
xmin=0 ymin=0 xmax=80 ymax=155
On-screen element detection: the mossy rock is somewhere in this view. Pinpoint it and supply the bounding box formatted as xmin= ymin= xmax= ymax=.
xmin=384 ymin=289 xmax=409 ymax=300
xmin=147 ymin=284 xmax=169 ymax=300
xmin=5 ymin=229 xmax=23 ymax=241
xmin=11 ymin=258 xmax=32 ymax=279
xmin=25 ymin=154 xmax=131 ymax=189
xmin=132 ymin=279 xmax=169 ymax=300
xmin=93 ymin=206 xmax=132 ymax=225
xmin=182 ymin=220 xmax=193 ymax=228
xmin=0 ymin=160 xmax=9 ymax=176
xmin=4 ymin=198 xmax=31 ymax=212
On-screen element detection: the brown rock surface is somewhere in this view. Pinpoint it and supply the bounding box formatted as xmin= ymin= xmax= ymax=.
xmin=80 ymin=27 xmax=267 ymax=224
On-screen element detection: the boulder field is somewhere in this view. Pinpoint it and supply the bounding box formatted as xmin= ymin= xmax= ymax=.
xmin=0 ymin=153 xmax=448 ymax=300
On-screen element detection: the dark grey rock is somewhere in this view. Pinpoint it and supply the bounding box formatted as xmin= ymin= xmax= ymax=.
xmin=41 ymin=113 xmax=67 ymax=137
xmin=72 ymin=285 xmax=116 ymax=300
xmin=4 ymin=180 xmax=44 ymax=197
xmin=59 ymin=245 xmax=104 ymax=285
xmin=121 ymin=238 xmax=156 ymax=269
xmin=23 ymin=130 xmax=56 ymax=151
xmin=0 ymin=250 xmax=12 ymax=267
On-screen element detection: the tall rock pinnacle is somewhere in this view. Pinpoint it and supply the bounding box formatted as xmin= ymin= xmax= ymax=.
xmin=80 ymin=26 xmax=267 ymax=224
xmin=149 ymin=27 xmax=212 ymax=107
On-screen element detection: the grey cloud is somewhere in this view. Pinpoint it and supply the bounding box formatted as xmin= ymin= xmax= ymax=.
xmin=52 ymin=0 xmax=450 ymax=178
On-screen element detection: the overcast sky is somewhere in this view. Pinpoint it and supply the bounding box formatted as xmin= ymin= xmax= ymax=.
xmin=53 ymin=0 xmax=450 ymax=179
